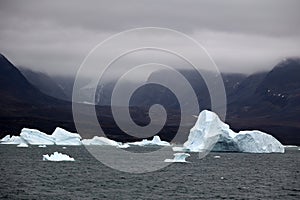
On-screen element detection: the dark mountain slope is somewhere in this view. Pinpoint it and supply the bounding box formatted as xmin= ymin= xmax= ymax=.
xmin=227 ymin=58 xmax=300 ymax=144
xmin=0 ymin=54 xmax=75 ymax=135
xmin=19 ymin=67 xmax=68 ymax=101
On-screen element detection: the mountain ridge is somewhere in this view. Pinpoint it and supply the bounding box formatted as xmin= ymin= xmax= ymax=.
xmin=0 ymin=54 xmax=299 ymax=145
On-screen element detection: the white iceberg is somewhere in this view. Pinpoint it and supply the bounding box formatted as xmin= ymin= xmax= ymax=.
xmin=17 ymin=143 xmax=29 ymax=148
xmin=82 ymin=136 xmax=129 ymax=148
xmin=127 ymin=136 xmax=171 ymax=147
xmin=0 ymin=135 xmax=11 ymax=142
xmin=172 ymin=146 xmax=186 ymax=152
xmin=181 ymin=110 xmax=223 ymax=152
xmin=1 ymin=136 xmax=27 ymax=145
xmin=42 ymin=152 xmax=75 ymax=162
xmin=82 ymin=136 xmax=119 ymax=146
xmin=234 ymin=130 xmax=284 ymax=153
xmin=212 ymin=129 xmax=285 ymax=153
xmin=38 ymin=145 xmax=47 ymax=148
xmin=52 ymin=127 xmax=82 ymax=146
xmin=1 ymin=127 xmax=129 ymax=148
xmin=177 ymin=110 xmax=284 ymax=153
xmin=164 ymin=153 xmax=190 ymax=163
xmin=20 ymin=128 xmax=55 ymax=145
xmin=116 ymin=143 xmax=130 ymax=149
xmin=2 ymin=127 xmax=83 ymax=146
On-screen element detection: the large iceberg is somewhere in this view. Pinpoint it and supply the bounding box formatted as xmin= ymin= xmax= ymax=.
xmin=177 ymin=110 xmax=284 ymax=153
xmin=43 ymin=152 xmax=75 ymax=162
xmin=52 ymin=127 xmax=82 ymax=145
xmin=164 ymin=153 xmax=190 ymax=163
xmin=127 ymin=136 xmax=171 ymax=147
xmin=1 ymin=127 xmax=83 ymax=146
xmin=20 ymin=128 xmax=55 ymax=145
xmin=181 ymin=111 xmax=223 ymax=152
xmin=82 ymin=136 xmax=129 ymax=148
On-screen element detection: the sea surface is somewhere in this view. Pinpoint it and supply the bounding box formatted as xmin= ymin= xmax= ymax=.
xmin=0 ymin=145 xmax=299 ymax=199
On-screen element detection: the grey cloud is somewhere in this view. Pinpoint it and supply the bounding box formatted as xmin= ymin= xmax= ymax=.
xmin=1 ymin=0 xmax=299 ymax=36
xmin=0 ymin=0 xmax=299 ymax=76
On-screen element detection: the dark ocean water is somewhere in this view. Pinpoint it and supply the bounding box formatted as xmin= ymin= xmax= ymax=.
xmin=0 ymin=145 xmax=299 ymax=199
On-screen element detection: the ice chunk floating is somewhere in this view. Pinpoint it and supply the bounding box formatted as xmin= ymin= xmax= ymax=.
xmin=177 ymin=110 xmax=284 ymax=153
xmin=42 ymin=152 xmax=75 ymax=162
xmin=127 ymin=136 xmax=171 ymax=147
xmin=82 ymin=136 xmax=120 ymax=146
xmin=17 ymin=143 xmax=29 ymax=148
xmin=164 ymin=153 xmax=190 ymax=163
xmin=82 ymin=136 xmax=129 ymax=148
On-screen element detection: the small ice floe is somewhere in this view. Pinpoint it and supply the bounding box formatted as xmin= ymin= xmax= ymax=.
xmin=42 ymin=152 xmax=75 ymax=162
xmin=38 ymin=145 xmax=47 ymax=148
xmin=17 ymin=143 xmax=29 ymax=148
xmin=172 ymin=146 xmax=188 ymax=152
xmin=164 ymin=153 xmax=190 ymax=163
xmin=82 ymin=136 xmax=128 ymax=148
xmin=117 ymin=143 xmax=130 ymax=149
xmin=284 ymin=145 xmax=298 ymax=148
xmin=127 ymin=136 xmax=171 ymax=147
xmin=214 ymin=155 xmax=221 ymax=159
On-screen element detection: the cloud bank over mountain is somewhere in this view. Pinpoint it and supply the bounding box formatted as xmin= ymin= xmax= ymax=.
xmin=0 ymin=0 xmax=299 ymax=76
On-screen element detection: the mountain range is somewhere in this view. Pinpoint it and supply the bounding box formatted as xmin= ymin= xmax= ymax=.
xmin=0 ymin=54 xmax=299 ymax=144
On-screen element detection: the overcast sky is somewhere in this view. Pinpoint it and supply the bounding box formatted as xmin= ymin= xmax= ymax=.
xmin=0 ymin=0 xmax=299 ymax=76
